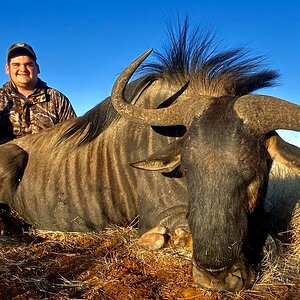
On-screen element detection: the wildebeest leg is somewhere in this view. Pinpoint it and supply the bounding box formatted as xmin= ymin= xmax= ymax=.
xmin=138 ymin=207 xmax=192 ymax=252
xmin=0 ymin=144 xmax=29 ymax=235
xmin=137 ymin=196 xmax=189 ymax=234
xmin=0 ymin=143 xmax=29 ymax=202
xmin=132 ymin=140 xmax=189 ymax=234
xmin=137 ymin=183 xmax=190 ymax=250
xmin=132 ymin=141 xmax=190 ymax=249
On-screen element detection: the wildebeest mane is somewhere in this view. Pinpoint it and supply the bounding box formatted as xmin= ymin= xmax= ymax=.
xmin=60 ymin=77 xmax=150 ymax=145
xmin=61 ymin=18 xmax=279 ymax=145
xmin=140 ymin=18 xmax=279 ymax=97
xmin=60 ymin=97 xmax=115 ymax=145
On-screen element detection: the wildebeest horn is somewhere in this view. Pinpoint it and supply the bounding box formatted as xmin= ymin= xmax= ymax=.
xmin=234 ymin=95 xmax=300 ymax=134
xmin=112 ymin=50 xmax=300 ymax=132
xmin=111 ymin=49 xmax=190 ymax=126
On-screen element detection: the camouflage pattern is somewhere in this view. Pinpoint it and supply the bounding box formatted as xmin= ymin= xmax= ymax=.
xmin=0 ymin=79 xmax=76 ymax=144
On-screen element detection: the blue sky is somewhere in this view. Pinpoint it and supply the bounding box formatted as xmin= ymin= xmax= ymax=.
xmin=1 ymin=0 xmax=299 ymax=146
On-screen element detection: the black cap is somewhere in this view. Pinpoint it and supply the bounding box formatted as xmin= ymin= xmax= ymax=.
xmin=7 ymin=42 xmax=37 ymax=62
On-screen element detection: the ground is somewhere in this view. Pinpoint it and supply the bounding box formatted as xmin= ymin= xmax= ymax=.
xmin=0 ymin=206 xmax=299 ymax=300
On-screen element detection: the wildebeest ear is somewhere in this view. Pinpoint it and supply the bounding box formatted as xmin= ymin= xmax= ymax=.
xmin=266 ymin=131 xmax=300 ymax=174
xmin=130 ymin=139 xmax=183 ymax=171
xmin=151 ymin=125 xmax=187 ymax=137
xmin=162 ymin=165 xmax=184 ymax=178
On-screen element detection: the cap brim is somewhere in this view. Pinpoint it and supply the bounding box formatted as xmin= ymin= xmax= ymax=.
xmin=7 ymin=48 xmax=36 ymax=61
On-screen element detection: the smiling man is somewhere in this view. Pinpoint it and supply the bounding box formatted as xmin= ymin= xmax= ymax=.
xmin=0 ymin=42 xmax=76 ymax=144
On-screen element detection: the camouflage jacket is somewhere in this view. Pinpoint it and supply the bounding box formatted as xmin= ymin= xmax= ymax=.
xmin=0 ymin=79 xmax=76 ymax=144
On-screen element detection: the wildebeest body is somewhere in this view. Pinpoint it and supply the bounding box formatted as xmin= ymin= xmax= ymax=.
xmin=5 ymin=83 xmax=187 ymax=232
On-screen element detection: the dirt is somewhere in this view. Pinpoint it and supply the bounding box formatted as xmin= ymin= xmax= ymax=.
xmin=0 ymin=225 xmax=299 ymax=300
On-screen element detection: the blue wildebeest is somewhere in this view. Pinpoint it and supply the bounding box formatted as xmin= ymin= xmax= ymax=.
xmin=0 ymin=22 xmax=299 ymax=292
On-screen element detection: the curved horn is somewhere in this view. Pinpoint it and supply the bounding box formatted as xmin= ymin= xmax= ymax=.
xmin=111 ymin=49 xmax=189 ymax=126
xmin=234 ymin=94 xmax=300 ymax=134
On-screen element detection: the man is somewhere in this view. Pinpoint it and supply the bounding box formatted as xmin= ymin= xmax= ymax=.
xmin=0 ymin=42 xmax=77 ymax=235
xmin=0 ymin=42 xmax=76 ymax=144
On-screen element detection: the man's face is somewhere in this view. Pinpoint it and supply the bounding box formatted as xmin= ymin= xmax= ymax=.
xmin=5 ymin=55 xmax=40 ymax=91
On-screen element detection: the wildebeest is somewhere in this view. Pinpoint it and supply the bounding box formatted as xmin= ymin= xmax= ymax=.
xmin=0 ymin=20 xmax=299 ymax=292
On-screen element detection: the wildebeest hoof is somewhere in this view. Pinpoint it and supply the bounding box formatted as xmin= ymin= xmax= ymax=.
xmin=173 ymin=228 xmax=193 ymax=249
xmin=138 ymin=226 xmax=168 ymax=250
xmin=224 ymin=270 xmax=244 ymax=291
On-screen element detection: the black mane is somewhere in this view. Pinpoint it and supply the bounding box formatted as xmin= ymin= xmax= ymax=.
xmin=142 ymin=18 xmax=279 ymax=97
xmin=61 ymin=18 xmax=279 ymax=145
xmin=60 ymin=77 xmax=149 ymax=145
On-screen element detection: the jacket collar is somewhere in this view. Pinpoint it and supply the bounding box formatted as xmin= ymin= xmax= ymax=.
xmin=3 ymin=79 xmax=48 ymax=103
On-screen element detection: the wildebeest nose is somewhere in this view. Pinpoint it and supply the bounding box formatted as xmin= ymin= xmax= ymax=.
xmin=192 ymin=263 xmax=256 ymax=292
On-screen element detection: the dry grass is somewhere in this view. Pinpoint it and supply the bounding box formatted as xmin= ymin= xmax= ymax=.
xmin=0 ymin=205 xmax=299 ymax=300
xmin=258 ymin=203 xmax=300 ymax=295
